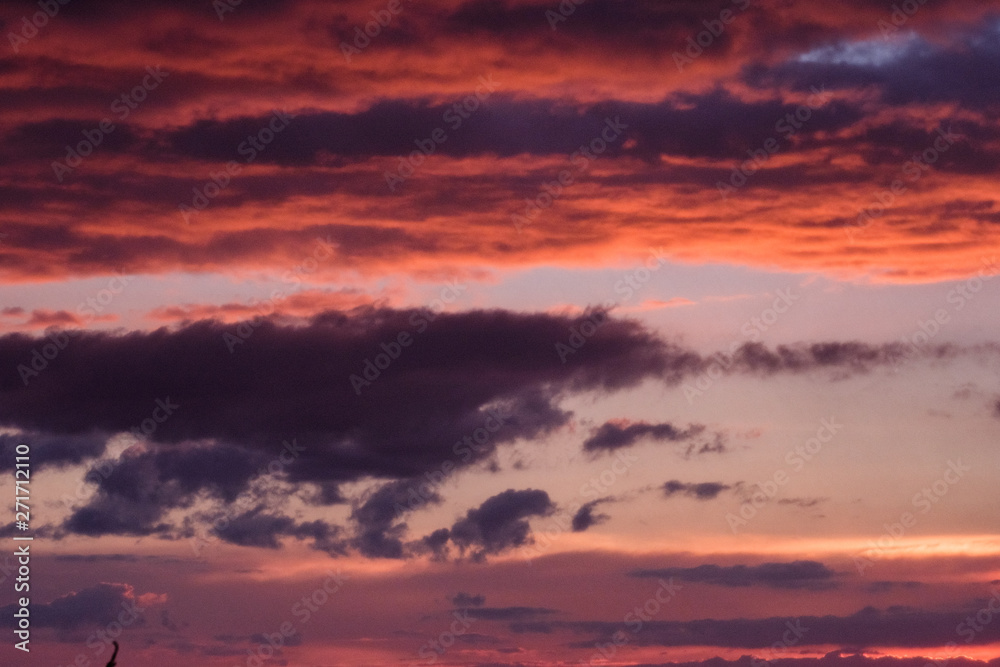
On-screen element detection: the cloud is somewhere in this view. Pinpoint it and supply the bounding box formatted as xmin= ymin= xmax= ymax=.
xmin=350 ymin=479 xmax=443 ymax=558
xmin=518 ymin=605 xmax=1000 ymax=648
xmin=209 ymin=505 xmax=343 ymax=553
xmin=747 ymin=23 xmax=1000 ymax=110
xmin=63 ymin=442 xmax=267 ymax=537
xmin=582 ymin=421 xmax=707 ymax=453
xmin=571 ymin=499 xmax=612 ymax=532
xmin=0 ymin=308 xmax=666 ymax=539
xmin=464 ymin=606 xmax=558 ymax=621
xmin=452 ymin=592 xmax=486 ymax=607
xmin=0 ymin=583 xmax=156 ymax=634
xmin=584 ymin=655 xmax=1000 ymax=667
xmin=631 ymin=560 xmax=838 ymax=590
xmin=432 ymin=489 xmax=555 ymax=562
xmin=777 ymin=497 xmax=826 ymax=508
xmin=0 ymin=432 xmax=107 ymax=471
xmin=662 ymin=481 xmax=733 ymax=500
xmin=0 ymin=309 xmax=985 ymax=543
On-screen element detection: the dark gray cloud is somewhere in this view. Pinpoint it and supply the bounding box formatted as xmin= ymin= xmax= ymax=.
xmin=0 ymin=431 xmax=107 ymax=471
xmin=452 ymin=592 xmax=486 ymax=607
xmin=662 ymin=480 xmax=733 ymax=500
xmin=516 ymin=605 xmax=1000 ymax=648
xmin=464 ymin=606 xmax=558 ymax=621
xmin=571 ymin=499 xmax=612 ymax=532
xmin=63 ymin=442 xmax=266 ymax=537
xmin=0 ymin=583 xmax=149 ymax=634
xmin=777 ymin=497 xmax=825 ymax=508
xmin=583 ymin=421 xmax=706 ymax=453
xmin=631 ymin=560 xmax=837 ymax=589
xmin=209 ymin=505 xmax=343 ymax=553
xmin=350 ymin=479 xmax=443 ymax=558
xmin=590 ymin=654 xmax=1000 ymax=667
xmin=431 ymin=489 xmax=555 ymax=562
xmin=0 ymin=309 xmax=980 ymax=544
xmin=865 ymin=581 xmax=924 ymax=593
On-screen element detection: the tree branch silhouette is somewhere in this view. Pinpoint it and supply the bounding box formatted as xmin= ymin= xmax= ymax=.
xmin=106 ymin=640 xmax=119 ymax=667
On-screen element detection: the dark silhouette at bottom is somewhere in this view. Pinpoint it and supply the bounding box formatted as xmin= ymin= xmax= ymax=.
xmin=106 ymin=641 xmax=119 ymax=667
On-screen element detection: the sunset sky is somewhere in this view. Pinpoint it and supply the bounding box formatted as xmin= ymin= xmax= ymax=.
xmin=1 ymin=1 xmax=1000 ymax=666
